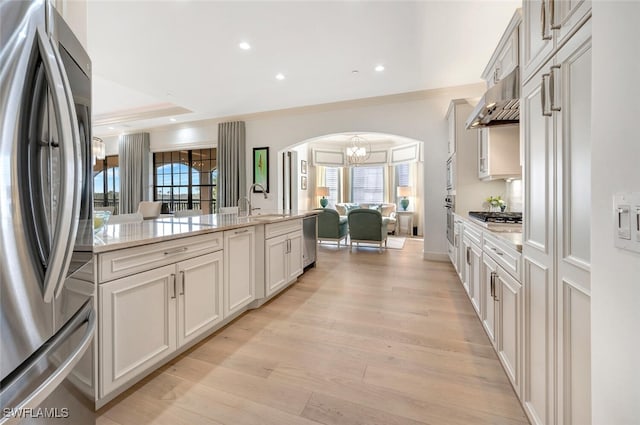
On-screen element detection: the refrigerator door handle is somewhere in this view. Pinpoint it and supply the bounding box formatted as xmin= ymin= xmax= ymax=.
xmin=0 ymin=302 xmax=95 ymax=423
xmin=35 ymin=27 xmax=82 ymax=303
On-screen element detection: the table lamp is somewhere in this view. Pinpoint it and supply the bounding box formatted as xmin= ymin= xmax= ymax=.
xmin=397 ymin=186 xmax=412 ymax=211
xmin=317 ymin=186 xmax=330 ymax=208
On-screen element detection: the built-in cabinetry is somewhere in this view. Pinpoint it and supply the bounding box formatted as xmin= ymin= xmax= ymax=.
xmin=462 ymin=223 xmax=482 ymax=315
xmin=478 ymin=126 xmax=521 ymax=180
xmin=522 ymin=11 xmax=592 ymax=425
xmin=522 ymin=0 xmax=592 ymax=84
xmin=223 ymin=227 xmax=256 ymax=317
xmin=265 ymin=219 xmax=303 ymax=297
xmin=483 ymin=232 xmax=523 ymax=396
xmin=452 ymin=219 xmax=523 ymax=399
xmin=98 ymin=233 xmax=224 ymax=397
xmin=96 ymin=217 xmax=310 ymax=407
xmin=482 ymin=9 xmax=521 ymax=87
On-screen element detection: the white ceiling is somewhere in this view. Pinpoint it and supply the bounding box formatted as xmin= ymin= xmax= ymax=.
xmin=88 ymin=1 xmax=520 ymax=137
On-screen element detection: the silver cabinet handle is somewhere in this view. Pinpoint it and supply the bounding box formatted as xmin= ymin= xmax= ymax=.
xmin=179 ymin=271 xmax=185 ymax=295
xmin=550 ymin=0 xmax=561 ymax=30
xmin=164 ymin=246 xmax=188 ymax=255
xmin=489 ymin=272 xmax=496 ymax=299
xmin=541 ymin=73 xmax=552 ymax=117
xmin=541 ymin=0 xmax=552 ymax=40
xmin=493 ymin=273 xmax=500 ymax=302
xmin=466 ymin=246 xmax=471 ymax=265
xmin=170 ymin=274 xmax=176 ymax=299
xmin=550 ymin=65 xmax=562 ymax=112
xmin=235 ymin=228 xmax=249 ymax=234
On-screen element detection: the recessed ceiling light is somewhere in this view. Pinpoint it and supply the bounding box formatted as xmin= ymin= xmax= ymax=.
xmin=239 ymin=41 xmax=251 ymax=50
xmin=352 ymin=70 xmax=359 ymax=74
xmin=375 ymin=65 xmax=385 ymax=72
xmin=169 ymin=118 xmax=177 ymax=122
xmin=108 ymin=126 xmax=115 ymax=130
xmin=275 ymin=73 xmax=285 ymax=81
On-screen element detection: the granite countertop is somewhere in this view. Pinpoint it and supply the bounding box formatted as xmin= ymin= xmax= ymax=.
xmin=93 ymin=211 xmax=317 ymax=253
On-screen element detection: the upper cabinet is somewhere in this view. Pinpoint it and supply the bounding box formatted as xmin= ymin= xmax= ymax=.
xmin=478 ymin=126 xmax=521 ymax=181
xmin=522 ymin=0 xmax=591 ymax=84
xmin=482 ymin=10 xmax=521 ymax=88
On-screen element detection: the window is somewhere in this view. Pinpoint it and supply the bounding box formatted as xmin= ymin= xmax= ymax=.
xmin=351 ymin=166 xmax=384 ymax=204
xmin=324 ymin=167 xmax=341 ymax=206
xmin=396 ymin=162 xmax=410 ymax=187
xmin=93 ymin=155 xmax=119 ymax=214
xmin=153 ymin=148 xmax=217 ymax=214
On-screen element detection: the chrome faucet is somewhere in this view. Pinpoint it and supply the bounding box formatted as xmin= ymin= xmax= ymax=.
xmin=239 ymin=183 xmax=268 ymax=216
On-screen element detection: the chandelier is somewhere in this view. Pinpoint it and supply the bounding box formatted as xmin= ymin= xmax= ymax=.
xmin=346 ymin=134 xmax=371 ymax=166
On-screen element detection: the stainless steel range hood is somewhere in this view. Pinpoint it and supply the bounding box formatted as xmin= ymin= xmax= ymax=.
xmin=465 ymin=67 xmax=520 ymax=130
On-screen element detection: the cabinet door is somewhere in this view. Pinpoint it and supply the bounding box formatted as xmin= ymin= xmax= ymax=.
xmin=287 ymin=230 xmax=304 ymax=283
xmin=522 ymin=0 xmax=554 ymax=83
xmin=522 ymin=63 xmax=556 ymax=425
xmin=469 ymin=242 xmax=482 ymax=316
xmin=99 ymin=265 xmax=176 ymax=397
xmin=481 ymin=254 xmax=498 ymax=347
xmin=177 ymin=251 xmax=224 ymax=348
xmin=497 ymin=267 xmax=523 ymax=397
xmin=462 ymin=239 xmax=471 ymax=297
xmin=265 ymin=234 xmax=287 ymax=297
xmin=554 ymin=22 xmax=592 ymax=425
xmin=224 ymin=227 xmax=256 ymax=317
xmin=496 ymin=26 xmax=519 ymax=82
xmin=553 ymin=0 xmax=591 ymax=47
xmin=478 ymin=129 xmax=489 ymax=178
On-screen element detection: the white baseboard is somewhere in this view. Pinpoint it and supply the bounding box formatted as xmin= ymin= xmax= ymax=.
xmin=423 ymin=251 xmax=450 ymax=262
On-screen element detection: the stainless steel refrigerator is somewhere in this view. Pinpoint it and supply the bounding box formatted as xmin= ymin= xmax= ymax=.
xmin=1 ymin=1 xmax=96 ymax=423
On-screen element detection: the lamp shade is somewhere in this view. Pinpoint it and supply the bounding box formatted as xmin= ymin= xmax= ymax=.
xmin=397 ymin=186 xmax=412 ymax=197
xmin=316 ymin=186 xmax=330 ymax=197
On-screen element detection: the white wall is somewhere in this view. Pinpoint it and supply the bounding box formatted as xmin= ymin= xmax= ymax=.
xmin=591 ymin=2 xmax=640 ymax=423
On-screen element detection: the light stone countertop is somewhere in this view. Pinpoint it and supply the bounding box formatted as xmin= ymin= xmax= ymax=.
xmin=93 ymin=211 xmax=317 ymax=253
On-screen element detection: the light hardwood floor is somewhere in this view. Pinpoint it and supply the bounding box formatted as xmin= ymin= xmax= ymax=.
xmin=97 ymin=239 xmax=529 ymax=425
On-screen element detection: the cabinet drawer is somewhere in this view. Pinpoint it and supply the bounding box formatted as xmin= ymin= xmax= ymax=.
xmin=483 ymin=234 xmax=521 ymax=281
xmin=463 ymin=222 xmax=483 ymax=246
xmin=98 ymin=232 xmax=223 ymax=283
xmin=265 ymin=218 xmax=302 ymax=239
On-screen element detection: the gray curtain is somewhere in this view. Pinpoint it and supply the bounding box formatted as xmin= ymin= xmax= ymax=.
xmin=218 ymin=121 xmax=246 ymax=209
xmin=118 ymin=132 xmax=150 ymax=214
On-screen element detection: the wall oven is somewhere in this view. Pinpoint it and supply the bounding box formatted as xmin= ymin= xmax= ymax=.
xmin=446 ymin=155 xmax=455 ymax=191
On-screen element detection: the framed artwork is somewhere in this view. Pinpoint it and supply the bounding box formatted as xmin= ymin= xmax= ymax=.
xmin=301 ymin=176 xmax=308 ymax=190
xmin=252 ymin=147 xmax=269 ymax=192
xmin=301 ymin=160 xmax=307 ymax=175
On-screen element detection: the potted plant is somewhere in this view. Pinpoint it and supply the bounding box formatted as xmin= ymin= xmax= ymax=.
xmin=486 ymin=196 xmax=506 ymax=212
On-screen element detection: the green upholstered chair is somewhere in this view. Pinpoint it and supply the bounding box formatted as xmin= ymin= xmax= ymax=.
xmin=347 ymin=208 xmax=388 ymax=250
xmin=315 ymin=208 xmax=348 ymax=247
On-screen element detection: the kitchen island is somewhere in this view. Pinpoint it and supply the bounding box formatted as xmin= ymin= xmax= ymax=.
xmin=93 ymin=211 xmax=317 ymax=407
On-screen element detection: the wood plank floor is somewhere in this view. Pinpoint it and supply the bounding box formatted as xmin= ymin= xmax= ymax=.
xmin=97 ymin=239 xmax=529 ymax=425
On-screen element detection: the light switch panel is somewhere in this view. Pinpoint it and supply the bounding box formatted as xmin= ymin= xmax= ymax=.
xmin=614 ymin=193 xmax=640 ymax=254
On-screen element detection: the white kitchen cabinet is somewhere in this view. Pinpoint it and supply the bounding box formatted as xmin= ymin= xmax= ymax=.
xmin=477 ymin=126 xmax=521 ymax=180
xmin=447 ymin=102 xmax=457 ymax=158
xmin=224 ymin=227 xmax=256 ymax=317
xmin=522 ymin=0 xmax=591 ymax=84
xmin=496 ymin=265 xmax=523 ymax=397
xmin=99 ymin=265 xmax=177 ymax=397
xmin=454 ymin=219 xmax=465 ymax=282
xmin=481 ymin=254 xmax=498 ymax=348
xmin=177 ymin=251 xmax=224 ymax=347
xmin=99 ymin=249 xmax=225 ymax=398
xmin=463 ymin=234 xmax=482 ymax=316
xmin=483 ymin=9 xmax=521 ymax=88
xmin=522 ymin=18 xmax=591 ymax=425
xmin=265 ymin=219 xmax=303 ymax=297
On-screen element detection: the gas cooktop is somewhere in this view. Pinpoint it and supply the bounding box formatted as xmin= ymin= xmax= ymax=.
xmin=468 ymin=211 xmax=523 ymax=224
